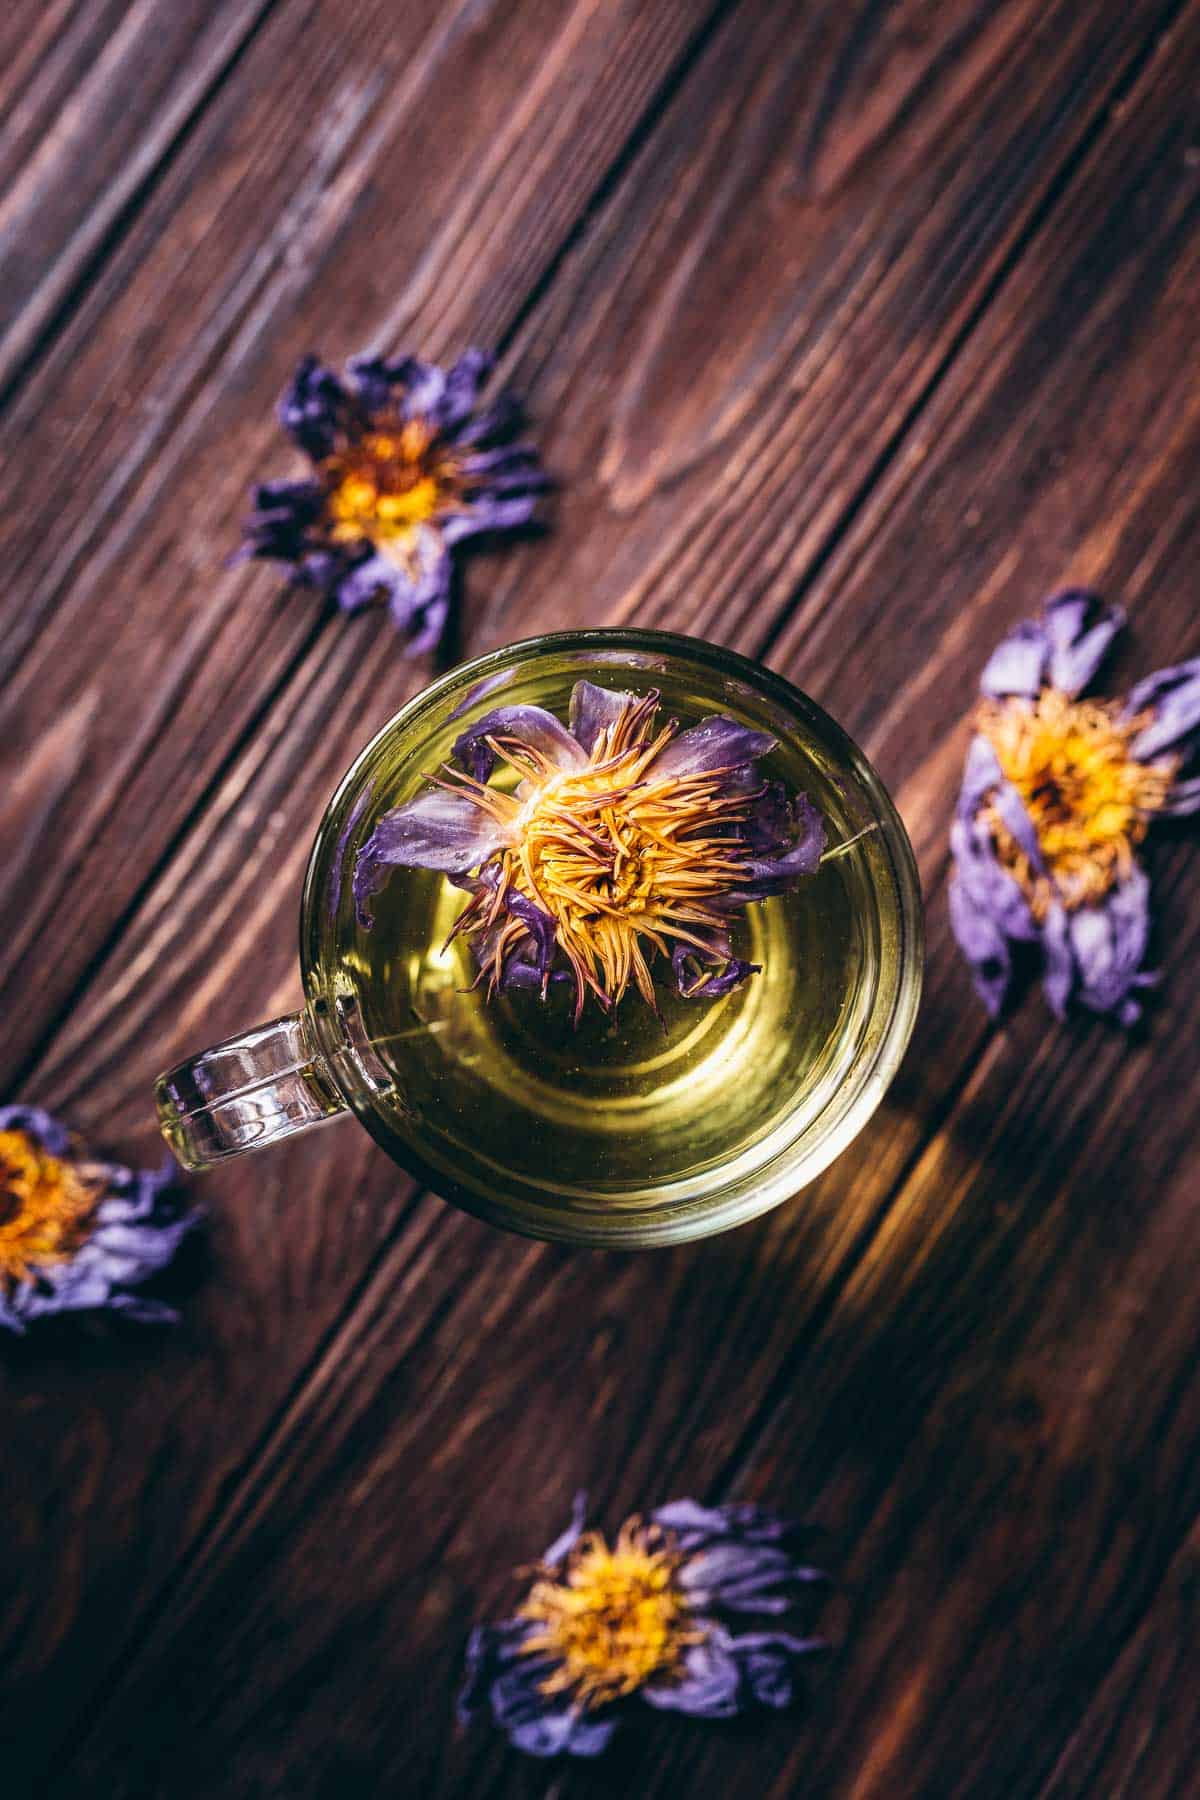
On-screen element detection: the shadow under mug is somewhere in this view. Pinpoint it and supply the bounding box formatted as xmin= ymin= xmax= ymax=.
xmin=155 ymin=630 xmax=923 ymax=1247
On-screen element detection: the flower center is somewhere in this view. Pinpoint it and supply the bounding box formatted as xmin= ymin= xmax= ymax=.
xmin=518 ymin=1522 xmax=704 ymax=1710
xmin=468 ymin=721 xmax=754 ymax=1011
xmin=321 ymin=416 xmax=459 ymax=549
xmin=979 ymin=690 xmax=1174 ymax=914
xmin=0 ymin=1129 xmax=99 ymax=1290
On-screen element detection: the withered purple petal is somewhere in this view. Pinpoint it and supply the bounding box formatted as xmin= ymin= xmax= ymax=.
xmin=453 ymin=705 xmax=588 ymax=785
xmin=676 ymin=1543 xmax=800 ymax=1603
xmin=353 ymin=789 xmax=510 ymax=924
xmin=1041 ymin=589 xmax=1124 ymax=695
xmin=671 ymin=946 xmax=757 ymax=999
xmin=455 ymin=391 xmax=524 ymax=447
xmin=1161 ymin=774 xmax=1200 ymax=816
xmin=328 ymin=781 xmax=375 ymax=920
xmin=1125 ymin=658 xmax=1200 ymax=763
xmin=732 ymin=790 xmax=826 ymax=901
xmin=452 ymin=866 xmax=559 ymax=990
xmin=650 ymin=1500 xmax=797 ymax=1547
xmin=1064 ymin=865 xmax=1156 ymax=1025
xmin=652 ymin=716 xmax=776 ymax=778
xmin=278 ymin=354 xmax=350 ymax=459
xmin=730 ymin=1633 xmax=827 ymax=1708
xmin=949 ymin=868 xmax=1013 ymax=1016
xmin=642 ymin=1639 xmax=742 ymax=1717
xmin=979 ymin=590 xmax=1121 ymax=700
xmin=568 ymin=680 xmax=634 ymax=754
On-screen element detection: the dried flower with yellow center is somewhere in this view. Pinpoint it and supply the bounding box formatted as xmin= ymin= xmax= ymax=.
xmin=0 ymin=1127 xmax=100 ymax=1290
xmin=460 ymin=1493 xmax=827 ymax=1757
xmin=241 ymin=348 xmax=546 ymax=654
xmin=978 ymin=690 xmax=1175 ymax=918
xmin=0 ymin=1104 xmax=201 ymax=1333
xmin=949 ymin=588 xmax=1200 ymax=1024
xmin=518 ymin=1520 xmax=705 ymax=1710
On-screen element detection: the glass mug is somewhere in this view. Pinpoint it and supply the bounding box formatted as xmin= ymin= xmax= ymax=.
xmin=156 ymin=630 xmax=922 ymax=1247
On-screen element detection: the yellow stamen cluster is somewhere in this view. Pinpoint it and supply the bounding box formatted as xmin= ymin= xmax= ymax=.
xmin=452 ymin=696 xmax=755 ymax=1012
xmin=0 ymin=1129 xmax=99 ymax=1290
xmin=322 ymin=415 xmax=459 ymax=565
xmin=518 ymin=1519 xmax=704 ymax=1710
xmin=979 ymin=689 xmax=1175 ymax=916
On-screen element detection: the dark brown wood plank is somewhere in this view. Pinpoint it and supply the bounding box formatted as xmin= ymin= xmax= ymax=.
xmin=0 ymin=0 xmax=279 ymax=397
xmin=1039 ymin=1516 xmax=1200 ymax=1798
xmin=34 ymin=7 xmax=1200 ymax=1795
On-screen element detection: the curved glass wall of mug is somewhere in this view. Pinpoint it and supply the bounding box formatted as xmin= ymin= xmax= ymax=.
xmin=301 ymin=631 xmax=922 ymax=1246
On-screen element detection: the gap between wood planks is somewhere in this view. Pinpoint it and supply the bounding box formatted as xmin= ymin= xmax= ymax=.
xmin=36 ymin=1 xmax=1200 ymax=1780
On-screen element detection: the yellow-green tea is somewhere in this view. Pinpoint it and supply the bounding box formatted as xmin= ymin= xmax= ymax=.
xmin=309 ymin=657 xmax=894 ymax=1235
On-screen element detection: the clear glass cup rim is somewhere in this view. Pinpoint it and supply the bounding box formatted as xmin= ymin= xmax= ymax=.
xmin=298 ymin=626 xmax=924 ymax=1248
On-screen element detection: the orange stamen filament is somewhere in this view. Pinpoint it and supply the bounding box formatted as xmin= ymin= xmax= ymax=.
xmin=0 ymin=1130 xmax=100 ymax=1290
xmin=442 ymin=704 xmax=764 ymax=1014
xmin=518 ymin=1520 xmax=704 ymax=1710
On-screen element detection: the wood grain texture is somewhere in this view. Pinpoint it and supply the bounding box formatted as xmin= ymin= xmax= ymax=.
xmin=3 ymin=0 xmax=1200 ymax=1796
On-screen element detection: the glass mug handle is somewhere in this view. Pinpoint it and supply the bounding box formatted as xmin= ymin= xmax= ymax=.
xmin=155 ymin=1011 xmax=347 ymax=1171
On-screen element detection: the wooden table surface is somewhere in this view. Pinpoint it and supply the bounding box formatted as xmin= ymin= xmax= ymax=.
xmin=3 ymin=2 xmax=1200 ymax=1794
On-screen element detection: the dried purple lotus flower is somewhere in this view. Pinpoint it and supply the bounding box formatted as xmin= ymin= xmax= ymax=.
xmin=353 ymin=681 xmax=826 ymax=1018
xmin=950 ymin=590 xmax=1200 ymax=1025
xmin=240 ymin=348 xmax=546 ymax=653
xmin=0 ymin=1105 xmax=200 ymax=1333
xmin=459 ymin=1492 xmax=826 ymax=1758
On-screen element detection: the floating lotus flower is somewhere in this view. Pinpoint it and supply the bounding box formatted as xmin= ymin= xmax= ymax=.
xmin=353 ymin=681 xmax=827 ymax=1019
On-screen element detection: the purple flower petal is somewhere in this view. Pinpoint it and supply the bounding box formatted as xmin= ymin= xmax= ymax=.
xmin=1124 ymin=658 xmax=1200 ymax=764
xmin=1064 ymin=864 xmax=1156 ymax=1025
xmin=1160 ymin=774 xmax=1200 ymax=817
xmin=731 ymin=791 xmax=827 ymax=902
xmin=435 ymin=347 xmax=494 ymax=432
xmin=980 ymin=590 xmax=1122 ymax=700
xmin=979 ymin=620 xmax=1050 ymax=701
xmin=567 ymin=681 xmax=635 ymax=755
xmin=650 ymin=1499 xmax=801 ymax=1548
xmin=328 ymin=780 xmax=375 ymax=920
xmin=652 ymin=717 xmax=777 ymax=779
xmin=278 ymin=354 xmax=351 ymax=459
xmin=949 ymin=868 xmax=1013 ymax=1016
xmin=542 ymin=1489 xmax=589 ymax=1567
xmin=452 ymin=705 xmax=589 ymax=785
xmin=353 ymin=790 xmax=510 ymax=924
xmin=671 ymin=946 xmax=758 ymax=999
xmin=507 ymin=1707 xmax=615 ymax=1758
xmin=455 ymin=391 xmax=524 ymax=448
xmin=728 ymin=1632 xmax=828 ymax=1708
xmin=1042 ymin=589 xmax=1124 ymax=695
xmin=642 ymin=1639 xmax=742 ymax=1718
xmin=677 ymin=1544 xmax=800 ymax=1603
